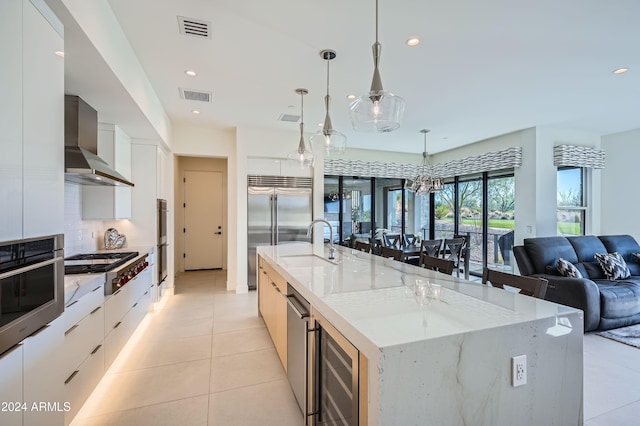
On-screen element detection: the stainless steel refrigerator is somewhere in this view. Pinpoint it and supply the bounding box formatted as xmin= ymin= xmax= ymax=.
xmin=247 ymin=176 xmax=313 ymax=289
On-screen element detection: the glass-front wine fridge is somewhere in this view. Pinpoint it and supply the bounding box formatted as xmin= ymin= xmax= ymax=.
xmin=308 ymin=308 xmax=366 ymax=426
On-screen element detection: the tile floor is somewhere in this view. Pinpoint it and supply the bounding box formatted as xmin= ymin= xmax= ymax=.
xmin=71 ymin=270 xmax=640 ymax=425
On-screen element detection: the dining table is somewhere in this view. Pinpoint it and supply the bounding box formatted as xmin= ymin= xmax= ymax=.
xmin=399 ymin=243 xmax=471 ymax=279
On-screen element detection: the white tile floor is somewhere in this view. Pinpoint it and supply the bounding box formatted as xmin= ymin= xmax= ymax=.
xmin=71 ymin=270 xmax=640 ymax=425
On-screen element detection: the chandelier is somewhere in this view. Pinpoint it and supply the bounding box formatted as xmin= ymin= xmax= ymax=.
xmin=407 ymin=129 xmax=443 ymax=196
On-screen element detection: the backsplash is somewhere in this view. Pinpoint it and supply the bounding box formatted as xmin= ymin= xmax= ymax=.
xmin=64 ymin=183 xmax=109 ymax=255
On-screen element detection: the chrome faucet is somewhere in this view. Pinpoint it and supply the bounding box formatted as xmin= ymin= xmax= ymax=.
xmin=307 ymin=219 xmax=335 ymax=260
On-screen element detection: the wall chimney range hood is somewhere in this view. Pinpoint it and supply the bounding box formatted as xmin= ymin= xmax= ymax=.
xmin=64 ymin=95 xmax=134 ymax=187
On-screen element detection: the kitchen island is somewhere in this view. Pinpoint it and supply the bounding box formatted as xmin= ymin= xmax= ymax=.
xmin=257 ymin=242 xmax=583 ymax=426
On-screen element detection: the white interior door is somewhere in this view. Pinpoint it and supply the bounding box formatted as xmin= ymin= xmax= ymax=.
xmin=184 ymin=170 xmax=223 ymax=270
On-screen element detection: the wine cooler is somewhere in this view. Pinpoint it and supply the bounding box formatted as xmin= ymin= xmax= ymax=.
xmin=308 ymin=308 xmax=366 ymax=426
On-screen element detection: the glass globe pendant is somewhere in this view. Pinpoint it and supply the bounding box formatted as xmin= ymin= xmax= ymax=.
xmin=287 ymin=88 xmax=315 ymax=168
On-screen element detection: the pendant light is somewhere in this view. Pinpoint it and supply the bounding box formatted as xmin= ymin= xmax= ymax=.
xmin=407 ymin=129 xmax=443 ymax=196
xmin=348 ymin=0 xmax=405 ymax=133
xmin=310 ymin=49 xmax=347 ymax=156
xmin=287 ymin=88 xmax=315 ymax=168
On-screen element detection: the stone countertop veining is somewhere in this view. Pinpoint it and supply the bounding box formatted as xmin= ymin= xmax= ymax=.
xmin=63 ymin=273 xmax=105 ymax=306
xmin=257 ymin=242 xmax=582 ymax=359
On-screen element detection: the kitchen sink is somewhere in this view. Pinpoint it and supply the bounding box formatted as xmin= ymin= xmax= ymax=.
xmin=279 ymin=254 xmax=337 ymax=268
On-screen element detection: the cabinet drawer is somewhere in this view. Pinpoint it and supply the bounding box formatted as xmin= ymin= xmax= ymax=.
xmin=65 ymin=279 xmax=105 ymax=329
xmin=64 ymin=343 xmax=105 ymax=426
xmin=104 ymin=282 xmax=136 ymax=333
xmin=63 ymin=303 xmax=105 ymax=379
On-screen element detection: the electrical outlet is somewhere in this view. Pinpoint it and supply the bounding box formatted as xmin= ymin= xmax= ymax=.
xmin=512 ymin=355 xmax=527 ymax=387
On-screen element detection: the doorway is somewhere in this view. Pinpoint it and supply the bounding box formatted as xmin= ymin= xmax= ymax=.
xmin=183 ymin=170 xmax=224 ymax=270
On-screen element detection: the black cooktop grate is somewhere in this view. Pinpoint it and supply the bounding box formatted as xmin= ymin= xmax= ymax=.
xmin=64 ymin=251 xmax=138 ymax=274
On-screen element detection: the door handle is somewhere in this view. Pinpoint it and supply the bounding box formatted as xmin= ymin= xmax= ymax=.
xmin=215 ymin=232 xmax=222 ymax=235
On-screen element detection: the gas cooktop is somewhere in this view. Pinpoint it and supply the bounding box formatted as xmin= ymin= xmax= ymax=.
xmin=64 ymin=251 xmax=138 ymax=274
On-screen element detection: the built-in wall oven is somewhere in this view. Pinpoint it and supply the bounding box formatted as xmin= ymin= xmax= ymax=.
xmin=157 ymin=199 xmax=168 ymax=285
xmin=0 ymin=234 xmax=64 ymax=355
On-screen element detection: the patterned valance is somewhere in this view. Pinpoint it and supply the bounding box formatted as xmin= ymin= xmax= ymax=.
xmin=324 ymin=147 xmax=522 ymax=179
xmin=553 ymin=144 xmax=605 ymax=169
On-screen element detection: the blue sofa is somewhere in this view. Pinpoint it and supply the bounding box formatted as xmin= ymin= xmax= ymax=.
xmin=514 ymin=235 xmax=640 ymax=331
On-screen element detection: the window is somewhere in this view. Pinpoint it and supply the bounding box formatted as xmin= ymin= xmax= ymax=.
xmin=557 ymin=167 xmax=586 ymax=236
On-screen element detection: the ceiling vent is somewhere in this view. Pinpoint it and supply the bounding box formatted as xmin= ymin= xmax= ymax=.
xmin=177 ymin=16 xmax=211 ymax=39
xmin=179 ymin=88 xmax=212 ymax=103
xmin=278 ymin=113 xmax=300 ymax=123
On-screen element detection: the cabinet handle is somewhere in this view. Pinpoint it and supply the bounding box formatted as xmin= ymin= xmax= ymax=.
xmin=64 ymin=370 xmax=79 ymax=385
xmin=132 ymin=302 xmax=138 ymax=308
xmin=91 ymin=286 xmax=102 ymax=292
xmin=113 ymin=288 xmax=122 ymax=296
xmin=144 ymin=291 xmax=149 ymax=295
xmin=64 ymin=324 xmax=79 ymax=336
xmin=28 ymin=324 xmax=50 ymax=338
xmin=113 ymin=321 xmax=122 ymax=329
xmin=91 ymin=344 xmax=102 ymax=355
xmin=0 ymin=343 xmax=22 ymax=360
xmin=66 ymin=300 xmax=79 ymax=308
xmin=90 ymin=306 xmax=102 ymax=315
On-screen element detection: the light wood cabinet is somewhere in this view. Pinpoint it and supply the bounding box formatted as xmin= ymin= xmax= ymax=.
xmin=82 ymin=124 xmax=132 ymax=219
xmin=258 ymin=256 xmax=288 ymax=370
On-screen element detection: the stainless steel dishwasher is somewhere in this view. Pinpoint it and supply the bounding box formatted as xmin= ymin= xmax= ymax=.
xmin=286 ymin=283 xmax=310 ymax=420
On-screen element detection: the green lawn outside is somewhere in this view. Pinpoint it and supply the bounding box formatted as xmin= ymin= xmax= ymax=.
xmin=439 ymin=217 xmax=515 ymax=230
xmin=557 ymin=221 xmax=582 ymax=235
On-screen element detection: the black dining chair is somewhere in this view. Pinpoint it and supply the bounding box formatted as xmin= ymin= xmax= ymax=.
xmin=441 ymin=237 xmax=465 ymax=277
xmin=355 ymin=240 xmax=371 ymax=253
xmin=482 ymin=268 xmax=548 ymax=299
xmin=419 ymin=254 xmax=455 ymax=275
xmin=403 ymin=234 xmax=418 ymax=246
xmin=380 ymin=246 xmax=402 ymax=261
xmin=370 ymin=237 xmax=383 ymax=255
xmin=383 ymin=234 xmax=401 ymax=248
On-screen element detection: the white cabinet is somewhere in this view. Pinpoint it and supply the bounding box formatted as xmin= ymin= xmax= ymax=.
xmin=0 ymin=0 xmax=64 ymax=241
xmin=0 ymin=0 xmax=23 ymax=242
xmin=103 ymin=263 xmax=153 ymax=369
xmin=23 ymin=315 xmax=65 ymax=426
xmin=0 ymin=344 xmax=24 ymax=426
xmin=248 ymin=157 xmax=313 ymax=178
xmin=82 ymin=124 xmax=132 ymax=219
xmin=63 ymin=281 xmax=105 ymax=425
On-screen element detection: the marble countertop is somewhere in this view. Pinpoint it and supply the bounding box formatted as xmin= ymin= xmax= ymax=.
xmin=63 ymin=273 xmax=105 ymax=306
xmin=257 ymin=242 xmax=581 ymax=359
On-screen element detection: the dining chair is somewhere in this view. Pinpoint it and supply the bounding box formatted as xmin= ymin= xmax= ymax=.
xmin=419 ymin=254 xmax=455 ymax=275
xmin=421 ymin=239 xmax=442 ymax=257
xmin=380 ymin=246 xmax=402 ymax=261
xmin=453 ymin=233 xmax=470 ymax=277
xmin=441 ymin=237 xmax=465 ymax=277
xmin=481 ymin=267 xmax=548 ymax=299
xmin=370 ymin=237 xmax=384 ymax=255
xmin=403 ymin=233 xmax=418 ymax=246
xmin=383 ymin=234 xmax=402 ymax=248
xmin=355 ymin=240 xmax=371 ymax=253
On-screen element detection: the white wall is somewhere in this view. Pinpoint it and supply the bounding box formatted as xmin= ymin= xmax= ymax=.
xmin=601 ymin=128 xmax=640 ymax=240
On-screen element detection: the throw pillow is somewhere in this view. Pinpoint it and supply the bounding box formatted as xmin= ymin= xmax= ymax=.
xmin=556 ymin=258 xmax=583 ymax=278
xmin=594 ymin=252 xmax=631 ymax=280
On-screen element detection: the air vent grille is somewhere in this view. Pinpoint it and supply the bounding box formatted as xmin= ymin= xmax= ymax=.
xmin=178 ymin=16 xmax=211 ymax=39
xmin=179 ymin=88 xmax=212 ymax=103
xmin=278 ymin=113 xmax=300 ymax=123
xmin=248 ymin=175 xmax=313 ymax=188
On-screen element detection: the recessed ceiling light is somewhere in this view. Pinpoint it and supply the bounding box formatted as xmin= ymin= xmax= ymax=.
xmin=191 ymin=110 xmax=201 ymax=115
xmin=346 ymin=94 xmax=356 ymax=100
xmin=184 ymin=69 xmax=197 ymax=77
xmin=613 ymin=67 xmax=629 ymax=74
xmin=406 ymin=38 xmax=420 ymax=47
xmin=317 ymin=123 xmax=323 ymax=127
xmin=55 ymin=51 xmax=64 ymax=58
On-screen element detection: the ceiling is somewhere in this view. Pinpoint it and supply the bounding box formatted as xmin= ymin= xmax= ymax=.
xmin=53 ymin=0 xmax=640 ymax=154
